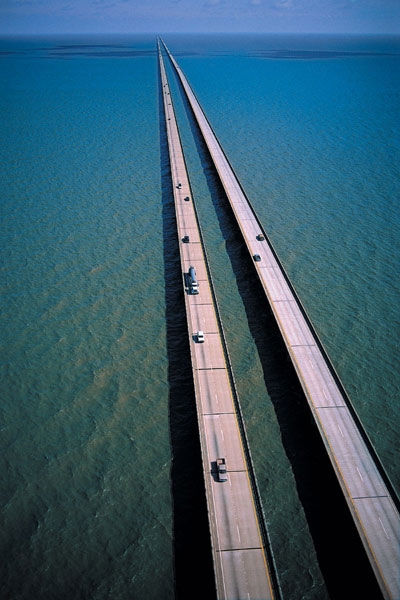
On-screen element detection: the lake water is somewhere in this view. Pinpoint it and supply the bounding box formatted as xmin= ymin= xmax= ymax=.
xmin=1 ymin=33 xmax=399 ymax=599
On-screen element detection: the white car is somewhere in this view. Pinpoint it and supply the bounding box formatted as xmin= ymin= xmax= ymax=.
xmin=197 ymin=331 xmax=205 ymax=343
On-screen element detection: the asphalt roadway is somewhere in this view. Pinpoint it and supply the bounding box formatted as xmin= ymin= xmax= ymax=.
xmin=158 ymin=42 xmax=277 ymax=600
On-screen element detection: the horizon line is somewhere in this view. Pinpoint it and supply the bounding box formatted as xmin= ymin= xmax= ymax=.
xmin=1 ymin=31 xmax=399 ymax=37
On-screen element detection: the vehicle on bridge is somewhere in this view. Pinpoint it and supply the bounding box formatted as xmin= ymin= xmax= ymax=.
xmin=188 ymin=265 xmax=199 ymax=294
xmin=196 ymin=330 xmax=205 ymax=343
xmin=216 ymin=458 xmax=228 ymax=482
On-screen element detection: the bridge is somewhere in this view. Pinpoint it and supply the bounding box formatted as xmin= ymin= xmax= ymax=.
xmin=158 ymin=42 xmax=280 ymax=600
xmin=160 ymin=39 xmax=400 ymax=600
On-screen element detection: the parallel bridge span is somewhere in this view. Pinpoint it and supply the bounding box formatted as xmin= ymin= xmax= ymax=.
xmin=160 ymin=39 xmax=400 ymax=600
xmin=158 ymin=41 xmax=280 ymax=600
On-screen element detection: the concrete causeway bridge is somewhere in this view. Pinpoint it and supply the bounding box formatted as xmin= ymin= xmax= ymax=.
xmin=158 ymin=42 xmax=280 ymax=600
xmin=160 ymin=39 xmax=400 ymax=600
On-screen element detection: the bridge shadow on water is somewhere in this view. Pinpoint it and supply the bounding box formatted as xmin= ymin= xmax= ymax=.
xmin=171 ymin=71 xmax=384 ymax=600
xmin=158 ymin=73 xmax=217 ymax=599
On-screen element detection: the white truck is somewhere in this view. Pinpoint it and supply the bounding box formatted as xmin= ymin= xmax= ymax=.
xmin=216 ymin=458 xmax=228 ymax=482
xmin=188 ymin=265 xmax=199 ymax=294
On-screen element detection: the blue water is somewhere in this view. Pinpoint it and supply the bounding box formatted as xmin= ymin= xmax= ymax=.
xmin=1 ymin=34 xmax=399 ymax=600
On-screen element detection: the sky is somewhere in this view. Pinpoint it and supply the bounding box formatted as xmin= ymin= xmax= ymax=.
xmin=0 ymin=0 xmax=399 ymax=35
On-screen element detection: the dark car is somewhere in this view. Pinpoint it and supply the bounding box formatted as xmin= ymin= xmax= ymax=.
xmin=253 ymin=254 xmax=261 ymax=262
xmin=184 ymin=196 xmax=190 ymax=202
xmin=182 ymin=235 xmax=190 ymax=243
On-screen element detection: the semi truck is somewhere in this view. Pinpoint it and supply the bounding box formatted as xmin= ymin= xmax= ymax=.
xmin=188 ymin=265 xmax=199 ymax=294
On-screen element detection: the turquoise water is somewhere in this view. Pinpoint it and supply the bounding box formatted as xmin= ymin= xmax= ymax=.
xmin=1 ymin=34 xmax=399 ymax=599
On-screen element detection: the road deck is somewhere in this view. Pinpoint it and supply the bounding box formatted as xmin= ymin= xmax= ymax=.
xmin=158 ymin=42 xmax=277 ymax=600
